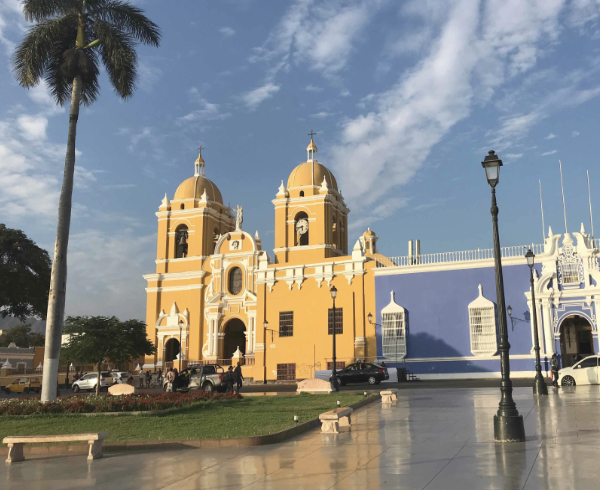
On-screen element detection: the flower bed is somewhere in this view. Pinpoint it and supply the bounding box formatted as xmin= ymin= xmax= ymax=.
xmin=0 ymin=392 xmax=241 ymax=416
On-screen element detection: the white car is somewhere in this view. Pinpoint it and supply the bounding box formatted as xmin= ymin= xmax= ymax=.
xmin=558 ymin=355 xmax=600 ymax=386
xmin=72 ymin=372 xmax=115 ymax=392
xmin=111 ymin=371 xmax=133 ymax=384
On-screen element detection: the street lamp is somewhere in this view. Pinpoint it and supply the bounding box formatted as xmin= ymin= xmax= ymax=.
xmin=525 ymin=249 xmax=548 ymax=396
xmin=178 ymin=319 xmax=183 ymax=372
xmin=481 ymin=150 xmax=525 ymax=442
xmin=330 ymin=285 xmax=340 ymax=392
xmin=263 ymin=320 xmax=268 ymax=384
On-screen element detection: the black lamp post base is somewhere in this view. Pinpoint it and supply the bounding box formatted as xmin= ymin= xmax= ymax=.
xmin=533 ymin=374 xmax=549 ymax=396
xmin=494 ymin=414 xmax=526 ymax=442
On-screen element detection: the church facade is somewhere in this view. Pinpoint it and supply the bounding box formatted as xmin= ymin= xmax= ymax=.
xmin=143 ymin=139 xmax=600 ymax=381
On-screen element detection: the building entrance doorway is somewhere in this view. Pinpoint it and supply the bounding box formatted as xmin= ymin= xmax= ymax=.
xmin=223 ymin=319 xmax=246 ymax=360
xmin=559 ymin=315 xmax=594 ymax=367
xmin=164 ymin=338 xmax=180 ymax=363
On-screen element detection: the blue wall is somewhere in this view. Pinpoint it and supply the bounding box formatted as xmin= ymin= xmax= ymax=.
xmin=375 ymin=263 xmax=541 ymax=374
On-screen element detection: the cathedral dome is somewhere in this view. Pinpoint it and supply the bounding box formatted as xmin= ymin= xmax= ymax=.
xmin=174 ymin=175 xmax=223 ymax=203
xmin=287 ymin=161 xmax=338 ymax=191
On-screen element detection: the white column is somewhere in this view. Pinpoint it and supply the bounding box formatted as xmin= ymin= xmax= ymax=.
xmin=527 ymin=300 xmax=536 ymax=354
xmin=213 ymin=322 xmax=219 ymax=357
xmin=536 ymin=302 xmax=545 ymax=355
xmin=208 ymin=320 xmax=214 ymax=356
xmin=542 ymin=301 xmax=555 ymax=355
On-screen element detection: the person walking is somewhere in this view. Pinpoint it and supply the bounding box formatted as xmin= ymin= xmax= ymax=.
xmin=225 ymin=366 xmax=235 ymax=393
xmin=138 ymin=369 xmax=145 ymax=388
xmin=551 ymin=353 xmax=560 ymax=387
xmin=165 ymin=368 xmax=175 ymax=392
xmin=146 ymin=370 xmax=152 ymax=387
xmin=234 ymin=362 xmax=244 ymax=393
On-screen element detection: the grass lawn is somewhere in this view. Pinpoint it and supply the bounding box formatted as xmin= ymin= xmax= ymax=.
xmin=0 ymin=393 xmax=367 ymax=443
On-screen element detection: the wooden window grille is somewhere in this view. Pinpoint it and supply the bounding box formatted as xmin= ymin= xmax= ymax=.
xmin=277 ymin=363 xmax=296 ymax=381
xmin=326 ymin=361 xmax=345 ymax=370
xmin=382 ymin=312 xmax=406 ymax=359
xmin=469 ymin=306 xmax=497 ymax=355
xmin=279 ymin=311 xmax=293 ymax=337
xmin=328 ymin=308 xmax=343 ymax=335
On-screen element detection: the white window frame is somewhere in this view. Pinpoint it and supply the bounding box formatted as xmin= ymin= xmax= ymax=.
xmin=381 ymin=291 xmax=407 ymax=360
xmin=468 ymin=284 xmax=498 ymax=356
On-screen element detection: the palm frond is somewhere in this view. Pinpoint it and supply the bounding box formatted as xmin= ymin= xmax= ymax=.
xmin=90 ymin=1 xmax=160 ymax=46
xmin=93 ymin=19 xmax=136 ymax=98
xmin=13 ymin=15 xmax=78 ymax=88
xmin=23 ymin=0 xmax=82 ymax=22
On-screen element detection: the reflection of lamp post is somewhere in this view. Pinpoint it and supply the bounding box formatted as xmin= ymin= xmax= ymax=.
xmin=526 ymin=249 xmax=548 ymax=396
xmin=330 ymin=286 xmax=339 ymax=392
xmin=481 ymin=150 xmax=525 ymax=442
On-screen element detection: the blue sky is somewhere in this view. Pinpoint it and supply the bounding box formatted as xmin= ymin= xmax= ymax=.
xmin=1 ymin=0 xmax=600 ymax=320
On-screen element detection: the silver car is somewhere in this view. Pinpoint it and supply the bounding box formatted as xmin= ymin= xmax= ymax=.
xmin=72 ymin=372 xmax=114 ymax=392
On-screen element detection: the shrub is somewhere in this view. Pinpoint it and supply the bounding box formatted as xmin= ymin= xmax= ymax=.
xmin=0 ymin=392 xmax=242 ymax=416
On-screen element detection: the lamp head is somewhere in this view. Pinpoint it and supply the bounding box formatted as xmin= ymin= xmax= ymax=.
xmin=330 ymin=285 xmax=338 ymax=300
xmin=367 ymin=312 xmax=373 ymax=324
xmin=481 ymin=150 xmax=503 ymax=187
xmin=263 ymin=320 xmax=268 ymax=329
xmin=507 ymin=305 xmax=513 ymax=318
xmin=525 ymin=248 xmax=535 ymax=268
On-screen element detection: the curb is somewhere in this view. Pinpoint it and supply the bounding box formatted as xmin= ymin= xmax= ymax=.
xmin=0 ymin=394 xmax=380 ymax=457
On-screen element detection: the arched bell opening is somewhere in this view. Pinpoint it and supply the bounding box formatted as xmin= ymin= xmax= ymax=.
xmin=175 ymin=225 xmax=189 ymax=258
xmin=559 ymin=315 xmax=594 ymax=367
xmin=164 ymin=338 xmax=181 ymax=363
xmin=222 ymin=318 xmax=246 ymax=360
xmin=295 ymin=211 xmax=309 ymax=246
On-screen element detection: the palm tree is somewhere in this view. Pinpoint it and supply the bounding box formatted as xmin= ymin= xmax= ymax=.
xmin=13 ymin=0 xmax=160 ymax=402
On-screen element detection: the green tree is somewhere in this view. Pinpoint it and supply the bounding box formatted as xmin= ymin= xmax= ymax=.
xmin=13 ymin=1 xmax=160 ymax=402
xmin=61 ymin=316 xmax=155 ymax=395
xmin=0 ymin=224 xmax=51 ymax=321
xmin=0 ymin=324 xmax=46 ymax=348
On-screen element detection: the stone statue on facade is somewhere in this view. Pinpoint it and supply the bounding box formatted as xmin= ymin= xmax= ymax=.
xmin=236 ymin=205 xmax=243 ymax=231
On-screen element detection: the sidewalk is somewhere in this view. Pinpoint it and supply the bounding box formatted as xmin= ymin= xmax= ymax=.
xmin=1 ymin=385 xmax=599 ymax=489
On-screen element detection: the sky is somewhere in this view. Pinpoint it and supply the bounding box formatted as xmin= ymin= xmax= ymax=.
xmin=1 ymin=0 xmax=600 ymax=321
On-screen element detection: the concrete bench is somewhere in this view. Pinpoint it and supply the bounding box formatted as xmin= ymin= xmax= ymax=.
xmin=3 ymin=432 xmax=109 ymax=463
xmin=380 ymin=389 xmax=398 ymax=403
xmin=319 ymin=407 xmax=353 ymax=433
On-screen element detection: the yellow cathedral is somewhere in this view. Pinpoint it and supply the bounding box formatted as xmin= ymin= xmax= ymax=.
xmin=143 ymin=138 xmax=382 ymax=381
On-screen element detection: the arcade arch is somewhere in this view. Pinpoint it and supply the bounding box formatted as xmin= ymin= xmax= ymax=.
xmin=559 ymin=315 xmax=595 ymax=367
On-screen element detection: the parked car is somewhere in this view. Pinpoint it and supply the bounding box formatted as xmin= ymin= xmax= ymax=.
xmin=72 ymin=372 xmax=115 ymax=392
xmin=3 ymin=377 xmax=42 ymax=394
xmin=559 ymin=355 xmax=600 ymax=386
xmin=111 ymin=371 xmax=133 ymax=384
xmin=329 ymin=362 xmax=389 ymax=386
xmin=164 ymin=364 xmax=229 ymax=393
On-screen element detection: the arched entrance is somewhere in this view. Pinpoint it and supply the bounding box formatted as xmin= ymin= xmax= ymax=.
xmin=164 ymin=338 xmax=180 ymax=363
xmin=559 ymin=315 xmax=594 ymax=367
xmin=223 ymin=318 xmax=246 ymax=360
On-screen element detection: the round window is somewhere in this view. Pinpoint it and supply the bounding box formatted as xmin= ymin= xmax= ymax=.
xmin=228 ymin=267 xmax=243 ymax=295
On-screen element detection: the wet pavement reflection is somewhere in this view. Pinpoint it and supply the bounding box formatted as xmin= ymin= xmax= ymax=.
xmin=2 ymin=385 xmax=599 ymax=489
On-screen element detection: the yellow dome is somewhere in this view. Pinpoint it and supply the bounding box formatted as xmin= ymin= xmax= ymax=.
xmin=287 ymin=161 xmax=338 ymax=191
xmin=174 ymin=175 xmax=223 ymax=203
xmin=363 ymin=228 xmax=376 ymax=237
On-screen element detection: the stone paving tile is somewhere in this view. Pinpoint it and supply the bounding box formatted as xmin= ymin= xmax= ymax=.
xmin=2 ymin=386 xmax=600 ymax=489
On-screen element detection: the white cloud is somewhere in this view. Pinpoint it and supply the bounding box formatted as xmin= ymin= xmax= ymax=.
xmin=541 ymin=149 xmax=557 ymax=156
xmin=573 ymin=130 xmax=580 ymax=137
xmin=17 ymin=115 xmax=48 ymax=141
xmin=545 ymin=132 xmax=557 ymax=139
xmin=177 ymin=88 xmax=231 ymax=125
xmin=137 ymin=60 xmax=163 ymax=93
xmin=504 ymin=153 xmax=524 ymax=160
xmin=241 ymin=82 xmax=280 ymax=110
xmin=305 ymin=84 xmax=324 ymax=92
xmin=219 ymin=26 xmax=236 ymax=37
xmin=311 ymin=111 xmax=334 ymax=118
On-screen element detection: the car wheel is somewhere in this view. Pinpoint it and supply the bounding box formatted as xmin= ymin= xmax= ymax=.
xmin=23 ymin=387 xmax=29 ymax=394
xmin=4 ymin=387 xmax=10 ymax=394
xmin=72 ymin=384 xmax=80 ymax=393
xmin=203 ymin=383 xmax=214 ymax=393
xmin=368 ymin=376 xmax=377 ymax=385
xmin=561 ymin=375 xmax=576 ymax=386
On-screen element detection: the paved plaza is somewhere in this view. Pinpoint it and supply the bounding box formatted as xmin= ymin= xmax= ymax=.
xmin=2 ymin=385 xmax=599 ymax=489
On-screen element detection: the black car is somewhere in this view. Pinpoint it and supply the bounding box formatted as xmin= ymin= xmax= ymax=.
xmin=329 ymin=362 xmax=389 ymax=386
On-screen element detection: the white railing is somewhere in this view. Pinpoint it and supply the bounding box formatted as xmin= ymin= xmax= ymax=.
xmin=376 ymin=243 xmax=545 ymax=268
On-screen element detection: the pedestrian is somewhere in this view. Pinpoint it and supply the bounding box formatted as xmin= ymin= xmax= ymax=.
xmin=551 ymin=353 xmax=560 ymax=387
xmin=234 ymin=362 xmax=244 ymax=393
xmin=138 ymin=369 xmax=144 ymax=388
xmin=146 ymin=369 xmax=151 ymax=387
xmin=226 ymin=366 xmax=234 ymax=393
xmin=157 ymin=369 xmax=163 ymax=384
xmin=165 ymin=368 xmax=175 ymax=392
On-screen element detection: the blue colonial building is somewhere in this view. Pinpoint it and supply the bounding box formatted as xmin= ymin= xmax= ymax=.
xmin=372 ymin=224 xmax=599 ymax=379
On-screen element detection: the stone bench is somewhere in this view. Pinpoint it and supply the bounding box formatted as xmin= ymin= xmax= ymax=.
xmin=380 ymin=389 xmax=398 ymax=403
xmin=319 ymin=407 xmax=353 ymax=433
xmin=3 ymin=432 xmax=109 ymax=463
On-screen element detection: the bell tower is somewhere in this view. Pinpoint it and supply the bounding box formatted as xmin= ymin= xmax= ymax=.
xmin=273 ymin=134 xmax=349 ymax=265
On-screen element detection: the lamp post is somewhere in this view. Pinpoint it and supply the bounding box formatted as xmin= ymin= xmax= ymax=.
xmin=481 ymin=150 xmax=525 ymax=442
xmin=330 ymin=286 xmax=340 ymax=392
xmin=263 ymin=320 xmax=268 ymax=384
xmin=526 ymin=249 xmax=548 ymax=396
xmin=178 ymin=319 xmax=183 ymax=372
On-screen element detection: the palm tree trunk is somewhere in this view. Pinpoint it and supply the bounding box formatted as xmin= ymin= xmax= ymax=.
xmin=41 ymin=76 xmax=82 ymax=402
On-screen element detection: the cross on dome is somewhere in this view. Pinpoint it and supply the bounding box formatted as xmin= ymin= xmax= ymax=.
xmin=194 ymin=145 xmax=205 ymax=176
xmin=307 ymin=131 xmax=317 ymax=162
